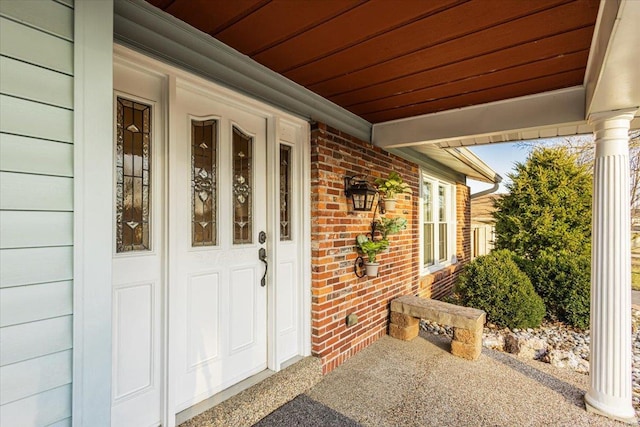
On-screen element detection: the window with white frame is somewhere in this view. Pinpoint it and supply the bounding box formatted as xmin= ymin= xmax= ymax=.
xmin=422 ymin=173 xmax=456 ymax=270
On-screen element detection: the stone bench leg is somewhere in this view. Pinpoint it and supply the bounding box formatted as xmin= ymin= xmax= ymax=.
xmin=389 ymin=312 xmax=419 ymax=341
xmin=451 ymin=326 xmax=482 ymax=361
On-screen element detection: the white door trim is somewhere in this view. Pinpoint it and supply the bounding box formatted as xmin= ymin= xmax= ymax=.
xmin=73 ymin=2 xmax=115 ymax=425
xmin=112 ymin=44 xmax=311 ymax=426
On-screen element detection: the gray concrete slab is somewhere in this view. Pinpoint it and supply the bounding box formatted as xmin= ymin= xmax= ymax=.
xmin=184 ymin=332 xmax=628 ymax=427
xmin=633 ymin=290 xmax=640 ymax=308
xmin=305 ymin=332 xmax=625 ymax=427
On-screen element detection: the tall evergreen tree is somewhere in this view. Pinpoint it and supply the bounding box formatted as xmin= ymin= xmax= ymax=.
xmin=494 ymin=147 xmax=592 ymax=260
xmin=493 ymin=147 xmax=593 ymax=328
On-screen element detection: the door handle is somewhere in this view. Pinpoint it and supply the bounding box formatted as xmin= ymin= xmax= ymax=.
xmin=259 ymin=247 xmax=268 ymax=287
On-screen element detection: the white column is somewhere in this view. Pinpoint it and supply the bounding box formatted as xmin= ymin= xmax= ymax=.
xmin=585 ymin=109 xmax=638 ymax=424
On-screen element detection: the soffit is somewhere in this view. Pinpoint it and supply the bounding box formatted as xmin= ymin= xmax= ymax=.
xmin=145 ymin=0 xmax=600 ymax=124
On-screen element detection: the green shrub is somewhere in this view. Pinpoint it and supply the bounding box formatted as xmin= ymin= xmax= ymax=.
xmin=455 ymin=249 xmax=545 ymax=329
xmin=527 ymin=249 xmax=591 ymax=329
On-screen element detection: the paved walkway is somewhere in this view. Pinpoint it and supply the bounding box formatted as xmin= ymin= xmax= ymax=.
xmin=633 ymin=290 xmax=640 ymax=307
xmin=184 ymin=331 xmax=629 ymax=426
xmin=301 ymin=333 xmax=624 ymax=427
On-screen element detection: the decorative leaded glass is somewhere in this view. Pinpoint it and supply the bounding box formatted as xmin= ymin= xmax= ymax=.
xmin=116 ymin=97 xmax=151 ymax=252
xmin=192 ymin=119 xmax=218 ymax=246
xmin=233 ymin=126 xmax=253 ymax=244
xmin=279 ymin=145 xmax=292 ymax=241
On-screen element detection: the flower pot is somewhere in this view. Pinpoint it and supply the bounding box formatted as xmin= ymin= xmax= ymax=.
xmin=383 ymin=198 xmax=396 ymax=211
xmin=364 ymin=262 xmax=380 ymax=277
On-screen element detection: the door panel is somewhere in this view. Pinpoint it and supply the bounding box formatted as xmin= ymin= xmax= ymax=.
xmin=171 ymin=83 xmax=268 ymax=411
xmin=111 ymin=64 xmax=165 ymax=427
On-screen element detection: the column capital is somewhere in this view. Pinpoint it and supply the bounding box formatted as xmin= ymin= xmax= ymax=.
xmin=588 ymin=108 xmax=638 ymax=125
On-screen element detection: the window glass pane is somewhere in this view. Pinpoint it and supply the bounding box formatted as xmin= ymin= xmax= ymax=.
xmin=439 ymin=185 xmax=446 ymax=221
xmin=116 ymin=97 xmax=151 ymax=252
xmin=439 ymin=223 xmax=448 ymax=262
xmin=423 ymin=223 xmax=434 ymax=266
xmin=192 ymin=119 xmax=218 ymax=246
xmin=233 ymin=126 xmax=253 ymax=244
xmin=423 ymin=180 xmax=432 ymax=222
xmin=280 ymin=145 xmax=292 ymax=241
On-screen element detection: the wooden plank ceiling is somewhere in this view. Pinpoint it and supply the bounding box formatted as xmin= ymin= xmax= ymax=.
xmin=146 ymin=0 xmax=600 ymax=124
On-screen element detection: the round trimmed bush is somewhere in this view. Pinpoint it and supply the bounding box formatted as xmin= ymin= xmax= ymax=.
xmin=455 ymin=249 xmax=546 ymax=329
xmin=527 ymin=249 xmax=590 ymax=329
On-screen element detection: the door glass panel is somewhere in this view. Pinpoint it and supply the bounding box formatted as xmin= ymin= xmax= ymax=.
xmin=192 ymin=119 xmax=218 ymax=246
xmin=279 ymin=145 xmax=291 ymax=241
xmin=116 ymin=97 xmax=151 ymax=252
xmin=233 ymin=126 xmax=253 ymax=244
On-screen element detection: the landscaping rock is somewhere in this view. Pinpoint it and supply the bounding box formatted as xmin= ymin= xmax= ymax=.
xmin=504 ymin=334 xmax=519 ymax=354
xmin=547 ymin=350 xmax=590 ymax=374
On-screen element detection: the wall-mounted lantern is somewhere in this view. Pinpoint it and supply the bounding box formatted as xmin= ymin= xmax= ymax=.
xmin=344 ymin=175 xmax=378 ymax=211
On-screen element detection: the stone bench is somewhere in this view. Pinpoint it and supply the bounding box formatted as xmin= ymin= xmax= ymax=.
xmin=389 ymin=295 xmax=486 ymax=361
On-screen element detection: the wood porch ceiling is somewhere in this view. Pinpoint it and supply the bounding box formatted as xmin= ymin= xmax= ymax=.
xmin=145 ymin=0 xmax=599 ymax=124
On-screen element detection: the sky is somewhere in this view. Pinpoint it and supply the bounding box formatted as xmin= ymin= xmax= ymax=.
xmin=467 ymin=142 xmax=531 ymax=194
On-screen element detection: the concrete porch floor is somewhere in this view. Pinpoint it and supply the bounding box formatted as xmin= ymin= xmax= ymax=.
xmin=182 ymin=331 xmax=627 ymax=426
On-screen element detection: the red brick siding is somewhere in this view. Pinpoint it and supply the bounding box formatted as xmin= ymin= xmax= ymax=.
xmin=310 ymin=122 xmax=471 ymax=373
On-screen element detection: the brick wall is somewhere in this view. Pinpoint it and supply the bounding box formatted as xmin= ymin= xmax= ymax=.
xmin=310 ymin=122 xmax=471 ymax=373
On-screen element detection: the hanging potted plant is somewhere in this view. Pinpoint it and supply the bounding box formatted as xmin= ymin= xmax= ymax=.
xmin=356 ymin=234 xmax=389 ymax=277
xmin=374 ymin=216 xmax=408 ymax=240
xmin=374 ymin=172 xmax=412 ymax=211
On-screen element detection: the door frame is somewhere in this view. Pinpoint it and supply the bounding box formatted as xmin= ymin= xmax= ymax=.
xmin=113 ymin=45 xmax=311 ymax=426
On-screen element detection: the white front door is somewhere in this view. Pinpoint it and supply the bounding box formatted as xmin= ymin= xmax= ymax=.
xmin=169 ymin=82 xmax=269 ymax=411
xmin=111 ymin=48 xmax=310 ymax=427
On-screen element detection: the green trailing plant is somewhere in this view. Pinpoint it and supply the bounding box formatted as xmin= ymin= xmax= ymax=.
xmin=374 ymin=172 xmax=412 ymax=199
xmin=454 ymin=249 xmax=546 ymax=329
xmin=355 ymin=234 xmax=389 ymax=263
xmin=374 ymin=216 xmax=408 ymax=240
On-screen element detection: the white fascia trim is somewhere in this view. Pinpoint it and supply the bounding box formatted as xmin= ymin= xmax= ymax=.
xmin=372 ymin=86 xmax=586 ymax=149
xmin=388 ymin=147 xmax=466 ymax=184
xmin=445 ymin=147 xmax=502 ymax=184
xmin=113 ymin=0 xmax=371 ymax=142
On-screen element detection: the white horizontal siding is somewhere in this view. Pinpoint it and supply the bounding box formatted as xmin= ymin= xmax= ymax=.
xmin=0 ymin=0 xmax=73 ymax=41
xmin=0 ymin=281 xmax=73 ymax=327
xmin=0 ymin=211 xmax=73 ymax=249
xmin=47 ymin=418 xmax=72 ymax=427
xmin=1 ymin=349 xmax=72 ymax=405
xmin=0 ymin=17 xmax=73 ymax=75
xmin=0 ymin=384 xmax=72 ymax=427
xmin=54 ymin=0 xmax=74 ymax=8
xmin=0 ymin=246 xmax=73 ymax=288
xmin=0 ymin=133 xmax=73 ymax=177
xmin=0 ymin=56 xmax=74 ymax=109
xmin=0 ymin=95 xmax=73 ymax=143
xmin=0 ymin=172 xmax=73 ymax=211
xmin=0 ymin=2 xmax=75 ymax=425
xmin=0 ymin=315 xmax=72 ymax=366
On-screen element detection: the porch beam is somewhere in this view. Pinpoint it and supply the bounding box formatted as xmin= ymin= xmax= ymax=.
xmin=586 ymin=108 xmax=638 ymax=425
xmin=584 ymin=0 xmax=640 ymax=116
xmin=371 ymin=87 xmax=586 ymax=149
xmin=113 ymin=0 xmax=371 ymax=142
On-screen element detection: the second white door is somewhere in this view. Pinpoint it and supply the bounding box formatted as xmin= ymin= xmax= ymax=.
xmin=170 ymin=82 xmax=268 ymax=411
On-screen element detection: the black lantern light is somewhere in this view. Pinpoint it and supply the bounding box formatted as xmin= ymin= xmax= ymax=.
xmin=344 ymin=175 xmax=378 ymax=211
